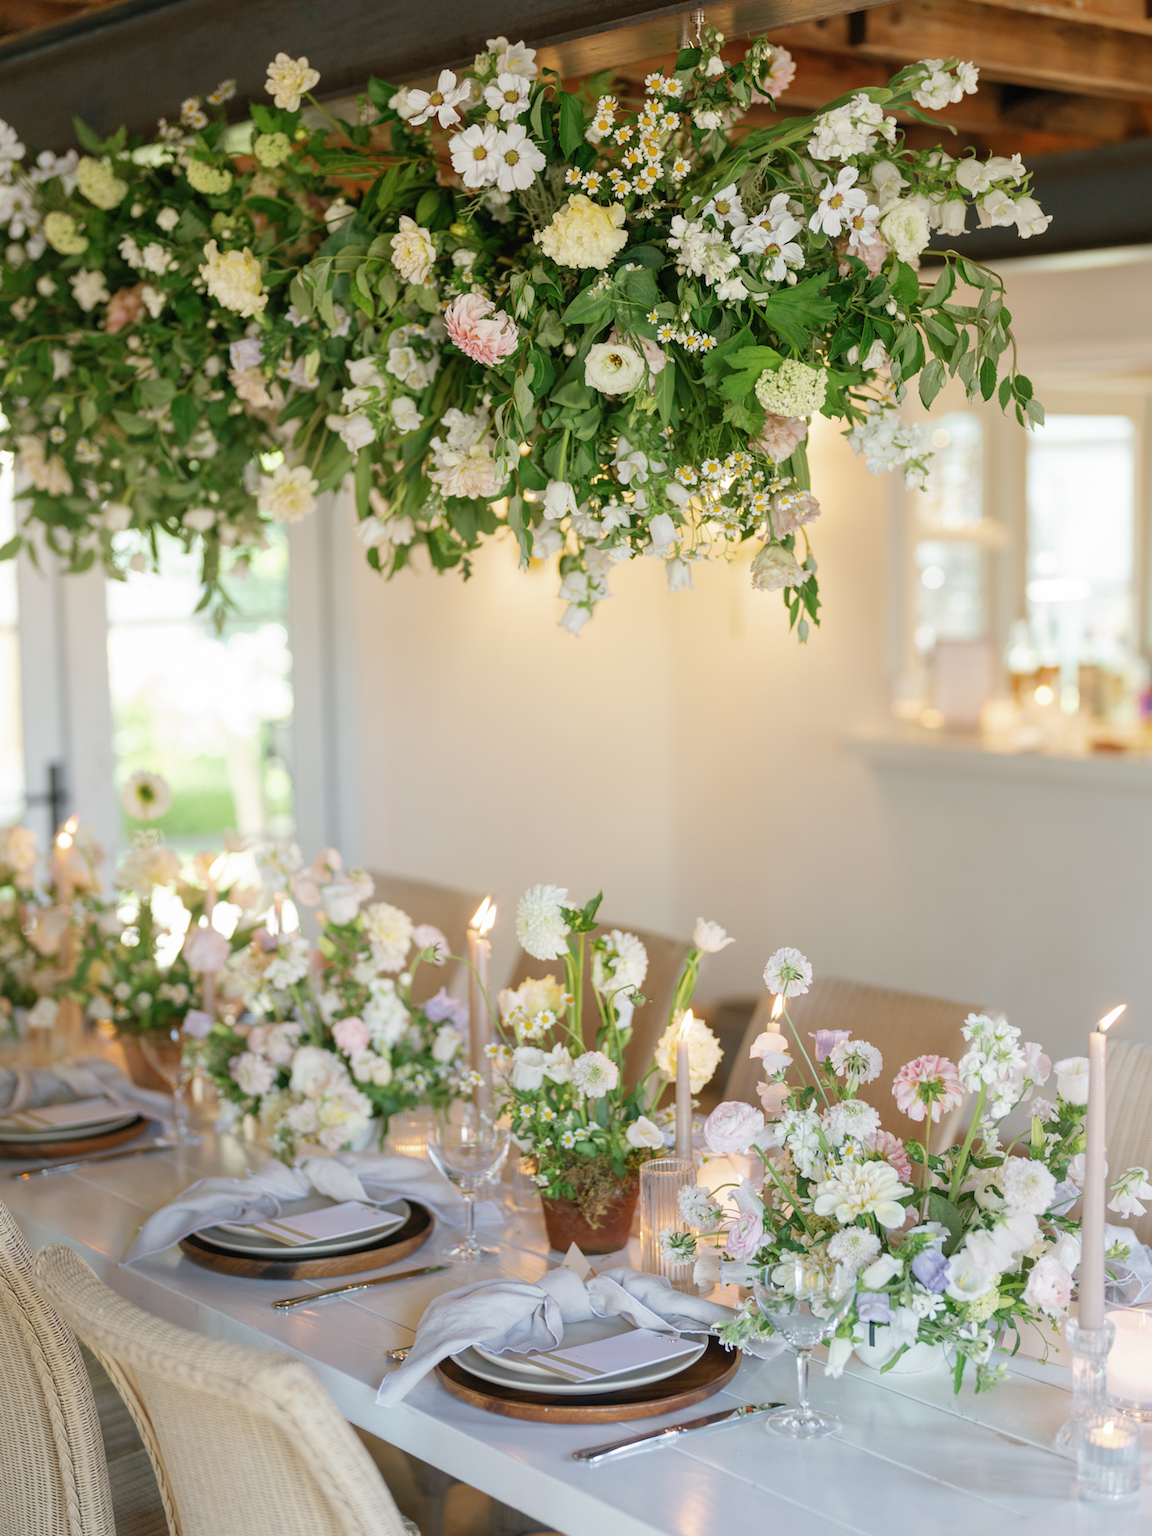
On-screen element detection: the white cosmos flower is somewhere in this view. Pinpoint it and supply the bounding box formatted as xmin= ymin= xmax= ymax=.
xmin=493 ymin=124 xmax=546 ymax=192
xmin=484 ymin=73 xmax=531 ymax=121
xmin=121 ymin=771 xmax=171 ymax=822
xmin=516 ymin=884 xmax=571 ymax=960
xmin=694 ymin=918 xmax=734 ymax=953
xmin=808 ymin=167 xmax=867 ymax=238
xmin=407 ymin=69 xmax=470 ymax=129
xmin=450 ymin=124 xmax=499 ymax=188
xmin=572 ymin=1050 xmax=619 ymax=1098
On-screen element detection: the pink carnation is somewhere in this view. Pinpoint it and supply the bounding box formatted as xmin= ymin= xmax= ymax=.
xmin=332 ymin=1016 xmax=371 ymax=1056
xmin=753 ymin=413 xmax=807 ymax=464
xmin=863 ymin=1129 xmax=912 ymax=1184
xmin=444 ymin=293 xmax=519 ymax=367
xmin=892 ymin=1054 xmax=964 ymax=1124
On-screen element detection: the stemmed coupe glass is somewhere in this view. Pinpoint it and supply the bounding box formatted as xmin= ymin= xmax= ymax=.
xmin=138 ymin=1025 xmax=201 ymax=1146
xmin=752 ymin=1256 xmax=856 ymax=1439
xmin=426 ymin=1116 xmax=510 ymax=1263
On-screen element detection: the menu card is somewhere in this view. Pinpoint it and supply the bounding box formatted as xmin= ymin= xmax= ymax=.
xmin=510 ymin=1328 xmax=698 ymax=1383
xmin=0 ymin=1097 xmax=123 ymax=1132
xmin=222 ymin=1200 xmax=403 ymax=1247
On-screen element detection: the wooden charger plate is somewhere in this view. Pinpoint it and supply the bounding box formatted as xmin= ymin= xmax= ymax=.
xmin=435 ymin=1336 xmax=740 ymax=1423
xmin=178 ymin=1198 xmax=433 ymax=1279
xmin=0 ymin=1115 xmax=150 ymax=1160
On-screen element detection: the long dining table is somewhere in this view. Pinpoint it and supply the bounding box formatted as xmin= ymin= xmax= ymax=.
xmin=5 ymin=1124 xmax=1150 ymax=1536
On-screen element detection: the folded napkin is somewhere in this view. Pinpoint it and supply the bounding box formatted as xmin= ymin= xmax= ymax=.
xmin=0 ymin=1057 xmax=174 ymax=1134
xmin=376 ymin=1266 xmax=740 ymax=1406
xmin=122 ymin=1151 xmax=500 ymax=1263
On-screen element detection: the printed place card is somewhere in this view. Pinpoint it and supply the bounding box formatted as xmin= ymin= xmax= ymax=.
xmin=238 ymin=1201 xmax=403 ymax=1247
xmin=515 ymin=1328 xmax=698 ymax=1383
xmin=0 ymin=1097 xmax=123 ymax=1132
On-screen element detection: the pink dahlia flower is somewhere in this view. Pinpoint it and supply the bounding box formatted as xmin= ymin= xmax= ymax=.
xmin=444 ymin=292 xmax=519 ymax=366
xmin=863 ymin=1129 xmax=913 ymax=1183
xmin=892 ymin=1054 xmax=964 ymax=1123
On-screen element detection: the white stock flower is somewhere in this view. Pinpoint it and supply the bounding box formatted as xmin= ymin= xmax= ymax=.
xmin=572 ymin=1050 xmax=619 ymax=1098
xmin=807 ymin=94 xmax=895 ymax=161
xmin=516 ymin=884 xmax=571 ymax=960
xmin=694 ymin=918 xmax=734 ymax=953
xmin=679 ymin=1185 xmax=721 ymax=1226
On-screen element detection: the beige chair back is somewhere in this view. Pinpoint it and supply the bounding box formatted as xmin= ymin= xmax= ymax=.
xmin=725 ymin=977 xmax=982 ymax=1151
xmin=505 ymin=922 xmax=692 ymax=1089
xmin=366 ymin=872 xmax=485 ymax=1003
xmin=1104 ymin=1038 xmax=1152 ymax=1249
xmin=34 ymin=1244 xmax=412 ymax=1536
xmin=0 ymin=1202 xmax=116 ymax=1536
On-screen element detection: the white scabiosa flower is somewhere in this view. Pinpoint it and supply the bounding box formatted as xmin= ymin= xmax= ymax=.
xmin=762 ymin=945 xmax=812 ymax=997
xmin=827 ymin=1226 xmax=881 ymax=1274
xmin=572 ymin=1049 xmax=619 ymax=1098
xmin=515 ymin=884 xmax=571 ymax=960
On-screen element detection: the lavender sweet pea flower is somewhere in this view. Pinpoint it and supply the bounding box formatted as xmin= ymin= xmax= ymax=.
xmin=856 ymin=1290 xmax=893 ymax=1324
xmin=911 ymin=1249 xmax=951 ymax=1293
xmin=811 ymin=1029 xmax=851 ymax=1062
xmin=423 ymin=986 xmax=468 ymax=1029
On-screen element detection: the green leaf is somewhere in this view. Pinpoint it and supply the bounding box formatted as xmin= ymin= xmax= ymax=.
xmin=561 ymin=286 xmax=612 ymax=329
xmin=655 ymin=358 xmax=676 ymax=427
xmin=892 ymin=261 xmax=921 ymax=306
xmin=111 ymin=411 xmax=153 ymax=439
xmin=0 ymin=535 xmax=22 ymax=561
xmin=926 ymin=1192 xmax=965 ymax=1250
xmin=558 ymin=92 xmax=584 ymax=157
xmin=717 ymin=369 xmax=761 ymax=404
xmin=170 ymin=393 xmax=201 ymax=445
xmin=980 ymin=356 xmax=997 ymax=401
xmin=924 ymin=265 xmax=955 ymax=309
xmin=675 ymin=46 xmax=701 ymax=69
xmin=618 ymin=266 xmax=659 ymax=308
xmin=529 ymin=89 xmax=552 ymax=144
xmin=513 ymin=373 xmax=536 ymax=432
xmin=757 ymin=277 xmax=837 ymax=350
xmin=138 ymin=376 xmax=176 ymax=411
xmin=552 ymin=379 xmax=593 ymax=410
xmin=918 ymin=358 xmax=946 ymax=408
xmin=250 ymin=103 xmax=278 ymax=134
xmin=414 ymin=188 xmax=442 ymax=225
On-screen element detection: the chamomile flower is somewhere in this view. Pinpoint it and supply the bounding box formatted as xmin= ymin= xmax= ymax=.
xmin=634 ymin=171 xmax=657 ymax=193
xmin=663 ymin=112 xmax=681 ymax=131
xmin=728 ymin=451 xmax=753 ymax=475
xmin=643 ymin=137 xmax=662 ymax=162
xmin=670 ymin=157 xmax=690 ymax=180
xmin=657 ymin=323 xmax=677 ymax=343
xmin=698 ymin=334 xmax=718 ymax=352
xmin=596 ymin=94 xmax=618 ymax=113
xmin=607 ymin=167 xmax=625 ymax=184
xmin=582 ymin=171 xmax=603 ymax=194
xmin=701 ymin=458 xmax=723 ymax=479
xmin=646 ymin=309 xmax=660 ymax=323
xmin=564 ymin=166 xmax=582 ymax=185
xmin=613 ymin=179 xmax=631 ymax=198
xmin=560 ymin=1130 xmax=578 ymax=1148
xmin=674 ymin=465 xmax=698 ymax=485
xmin=644 ymin=72 xmax=666 ymax=93
xmin=624 ymin=147 xmax=643 ymax=168
xmin=614 ymin=124 xmax=633 ymax=143
xmin=663 ymin=79 xmax=683 ymax=98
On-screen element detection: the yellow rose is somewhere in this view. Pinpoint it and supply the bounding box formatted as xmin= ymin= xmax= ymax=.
xmin=534 ymin=194 xmax=627 ymax=270
xmin=199 ymin=240 xmax=266 ymax=317
xmin=44 ymin=211 xmax=88 ymax=255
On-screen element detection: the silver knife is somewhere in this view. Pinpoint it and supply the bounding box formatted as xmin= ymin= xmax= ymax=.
xmin=573 ymin=1402 xmax=785 ymax=1464
xmin=272 ymin=1264 xmax=449 ymax=1309
xmin=8 ymin=1140 xmax=175 ymax=1180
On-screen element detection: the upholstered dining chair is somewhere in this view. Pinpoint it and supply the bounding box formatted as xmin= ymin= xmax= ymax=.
xmin=724 ymin=976 xmax=986 ymax=1151
xmin=0 ymin=1200 xmax=166 ymax=1536
xmin=367 ymin=871 xmax=485 ymax=1004
xmin=1103 ymin=1037 xmax=1152 ymax=1250
xmin=34 ymin=1243 xmax=417 ymax=1536
xmin=505 ymin=922 xmax=693 ymax=1090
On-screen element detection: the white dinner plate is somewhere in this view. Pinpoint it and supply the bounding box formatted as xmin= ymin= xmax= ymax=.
xmin=0 ymin=1110 xmax=139 ymax=1143
xmin=456 ymin=1317 xmax=706 ymax=1396
xmin=198 ymin=1196 xmax=409 ymax=1259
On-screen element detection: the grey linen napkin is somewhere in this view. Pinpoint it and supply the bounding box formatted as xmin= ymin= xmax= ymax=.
xmin=375 ymin=1266 xmax=738 ymax=1406
xmin=0 ymin=1057 xmax=174 ymax=1132
xmin=122 ymin=1152 xmax=498 ymax=1263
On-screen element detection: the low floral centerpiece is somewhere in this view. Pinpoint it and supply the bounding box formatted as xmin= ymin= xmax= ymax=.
xmin=665 ymin=948 xmax=1149 ymax=1392
xmin=494 ymin=884 xmax=726 ymax=1252
xmin=196 ymin=844 xmax=473 ymax=1155
xmin=0 ymin=30 xmax=1046 ymax=634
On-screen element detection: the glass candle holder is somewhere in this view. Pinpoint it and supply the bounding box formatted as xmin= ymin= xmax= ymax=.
xmin=385 ymin=1108 xmax=434 ymax=1160
xmin=1054 ymin=1317 xmax=1116 ymax=1458
xmin=1077 ymin=1413 xmax=1142 ymax=1501
xmin=1108 ymin=1308 xmax=1152 ymax=1423
xmin=640 ymin=1157 xmax=697 ymax=1293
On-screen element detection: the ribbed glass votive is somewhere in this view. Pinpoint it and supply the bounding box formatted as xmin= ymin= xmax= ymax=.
xmin=1077 ymin=1413 xmax=1142 ymax=1501
xmin=640 ymin=1157 xmax=697 ymax=1293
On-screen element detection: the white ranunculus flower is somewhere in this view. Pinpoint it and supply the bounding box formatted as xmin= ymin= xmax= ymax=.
xmin=515 ymin=884 xmax=570 ymax=960
xmin=390 ymin=215 xmax=436 ymax=285
xmin=878 ymin=200 xmax=931 ymax=263
xmin=585 ymin=341 xmax=646 ymax=396
xmin=694 ymin=918 xmax=734 ymax=953
xmin=626 ymin=1115 xmax=665 ymax=1149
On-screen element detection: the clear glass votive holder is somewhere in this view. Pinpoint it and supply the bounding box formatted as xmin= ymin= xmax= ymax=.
xmin=1077 ymin=1413 xmax=1142 ymax=1501
xmin=510 ymin=1154 xmax=541 ymax=1212
xmin=1108 ymin=1308 xmax=1152 ymax=1423
xmin=1054 ymin=1316 xmax=1115 ymax=1457
xmin=640 ymin=1157 xmax=697 ymax=1293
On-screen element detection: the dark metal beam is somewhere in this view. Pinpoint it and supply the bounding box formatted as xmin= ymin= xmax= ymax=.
xmin=927 ymin=139 xmax=1152 ymax=261
xmin=0 ymin=0 xmax=885 ymax=150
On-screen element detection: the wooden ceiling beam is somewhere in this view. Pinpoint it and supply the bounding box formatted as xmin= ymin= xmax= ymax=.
xmin=977 ymin=0 xmax=1152 ymax=40
xmin=771 ymin=1 xmax=1152 ymax=100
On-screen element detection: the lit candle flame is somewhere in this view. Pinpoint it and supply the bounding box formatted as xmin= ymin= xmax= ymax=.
xmin=471 ymin=896 xmax=496 ymax=937
xmin=55 ymin=815 xmax=78 ymax=851
xmin=1098 ymin=1004 xmax=1126 ymax=1032
xmin=771 ymin=993 xmax=784 ymax=1022
xmin=679 ymin=1009 xmax=695 ymax=1039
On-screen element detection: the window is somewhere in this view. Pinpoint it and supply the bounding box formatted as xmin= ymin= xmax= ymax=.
xmin=105 ymin=530 xmax=295 ymax=850
xmin=911 ymin=412 xmax=987 ymax=655
xmin=0 ymin=458 xmax=23 ymax=823
xmin=1025 ymin=416 xmax=1136 ymax=664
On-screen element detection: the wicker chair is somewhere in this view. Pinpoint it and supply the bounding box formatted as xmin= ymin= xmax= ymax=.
xmin=1104 ymin=1038 xmax=1152 ymax=1249
xmin=34 ymin=1243 xmax=416 ymax=1536
xmin=724 ymin=976 xmax=986 ymax=1152
xmin=367 ymin=871 xmax=486 ymax=1004
xmin=504 ymin=921 xmax=692 ymax=1089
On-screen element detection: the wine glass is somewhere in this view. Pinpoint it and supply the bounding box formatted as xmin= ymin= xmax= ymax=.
xmin=138 ymin=1026 xmax=201 ymax=1146
xmin=427 ymin=1119 xmax=510 ymax=1263
xmin=752 ymin=1256 xmax=856 ymax=1439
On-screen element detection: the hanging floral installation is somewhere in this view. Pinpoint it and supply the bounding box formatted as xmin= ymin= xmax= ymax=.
xmin=0 ymin=33 xmax=1046 ymax=631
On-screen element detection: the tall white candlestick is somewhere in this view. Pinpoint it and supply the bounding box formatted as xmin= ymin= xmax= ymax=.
xmin=467 ymin=898 xmax=495 ymax=1116
xmin=202 ymin=871 xmax=218 ymax=1022
xmin=1081 ymin=1026 xmax=1109 ymax=1331
xmin=675 ymin=1011 xmax=694 ymax=1161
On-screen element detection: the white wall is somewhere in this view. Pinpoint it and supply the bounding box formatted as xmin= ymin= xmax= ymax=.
xmin=343 ymin=249 xmax=1152 ymax=1068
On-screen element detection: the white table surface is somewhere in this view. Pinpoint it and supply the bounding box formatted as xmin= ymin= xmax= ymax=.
xmin=4 ymin=1126 xmax=1150 ymax=1536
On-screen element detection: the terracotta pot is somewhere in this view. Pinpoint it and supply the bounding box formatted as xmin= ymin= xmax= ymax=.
xmin=542 ymin=1179 xmax=639 ymax=1255
xmin=117 ymin=1033 xmax=172 ymax=1094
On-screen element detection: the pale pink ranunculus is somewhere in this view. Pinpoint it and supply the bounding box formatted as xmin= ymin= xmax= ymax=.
xmin=863 ymin=1129 xmax=913 ymax=1184
xmin=332 ymin=1016 xmax=371 ymax=1056
xmin=606 ymin=325 xmax=667 ymax=377
xmin=757 ymin=1079 xmax=789 ymax=1119
xmin=1023 ymin=1254 xmax=1073 ymax=1318
xmin=703 ymin=1100 xmax=765 ymax=1156
xmin=444 ymin=292 xmax=519 ymax=367
xmin=892 ymin=1054 xmax=964 ymax=1123
xmin=753 ymin=413 xmax=807 ymax=464
xmin=725 ymin=1210 xmax=765 ymax=1261
xmin=105 ymin=284 xmax=145 ymax=334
